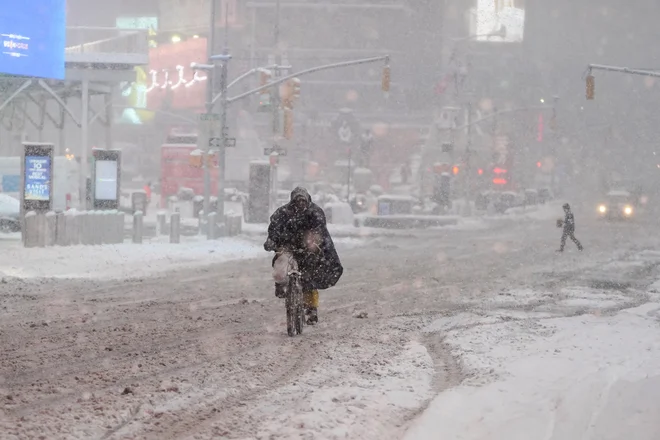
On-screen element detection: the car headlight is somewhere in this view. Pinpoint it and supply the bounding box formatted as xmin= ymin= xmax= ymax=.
xmin=598 ymin=205 xmax=607 ymax=213
xmin=624 ymin=206 xmax=633 ymax=216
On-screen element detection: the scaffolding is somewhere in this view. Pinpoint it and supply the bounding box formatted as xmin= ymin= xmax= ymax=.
xmin=0 ymin=27 xmax=149 ymax=208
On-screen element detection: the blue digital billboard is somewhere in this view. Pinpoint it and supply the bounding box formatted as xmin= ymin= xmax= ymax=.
xmin=0 ymin=0 xmax=66 ymax=79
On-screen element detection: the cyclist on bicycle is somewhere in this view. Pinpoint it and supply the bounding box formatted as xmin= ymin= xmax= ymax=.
xmin=264 ymin=187 xmax=343 ymax=325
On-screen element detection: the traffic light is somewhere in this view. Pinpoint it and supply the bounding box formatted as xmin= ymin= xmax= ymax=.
xmin=257 ymin=94 xmax=272 ymax=112
xmin=281 ymin=77 xmax=301 ymax=109
xmin=283 ymin=107 xmax=294 ymax=140
xmin=586 ymin=74 xmax=595 ymax=100
xmin=382 ymin=65 xmax=391 ymax=93
xmin=258 ymin=69 xmax=273 ymax=112
xmin=291 ymin=77 xmax=301 ymax=102
xmin=452 ymin=165 xmax=460 ymax=175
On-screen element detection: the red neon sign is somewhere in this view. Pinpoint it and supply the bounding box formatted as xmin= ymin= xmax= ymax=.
xmin=493 ymin=167 xmax=508 ymax=174
xmin=493 ymin=178 xmax=508 ymax=185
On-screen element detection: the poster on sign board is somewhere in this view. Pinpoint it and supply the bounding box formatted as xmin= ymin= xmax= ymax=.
xmin=95 ymin=160 xmax=119 ymax=201
xmin=24 ymin=156 xmax=51 ymax=201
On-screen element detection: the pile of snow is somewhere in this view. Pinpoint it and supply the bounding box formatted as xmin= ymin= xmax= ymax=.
xmin=0 ymin=237 xmax=262 ymax=279
xmin=253 ymin=341 xmax=434 ymax=439
xmin=406 ymin=288 xmax=660 ymax=440
xmin=324 ymin=201 xmax=355 ymax=225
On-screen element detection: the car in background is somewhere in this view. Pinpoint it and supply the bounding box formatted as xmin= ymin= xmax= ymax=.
xmin=597 ymin=190 xmax=636 ymax=220
xmin=0 ymin=194 xmax=20 ymax=232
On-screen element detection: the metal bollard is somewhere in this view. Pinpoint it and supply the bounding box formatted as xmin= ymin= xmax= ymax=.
xmin=92 ymin=211 xmax=103 ymax=245
xmin=105 ymin=210 xmax=114 ymax=244
xmin=224 ymin=214 xmax=233 ymax=236
xmin=98 ymin=211 xmax=106 ymax=244
xmin=232 ymin=214 xmax=242 ymax=236
xmin=198 ymin=210 xmax=205 ymax=236
xmin=116 ymin=211 xmax=125 ymax=244
xmin=56 ymin=212 xmax=66 ymax=246
xmin=207 ymin=212 xmax=216 ymax=240
xmin=86 ymin=211 xmax=95 ymax=245
xmin=24 ymin=211 xmax=38 ymax=248
xmin=79 ymin=211 xmax=89 ymax=245
xmin=71 ymin=210 xmax=81 ymax=245
xmin=106 ymin=211 xmax=115 ymax=244
xmin=36 ymin=213 xmax=47 ymax=248
xmin=133 ymin=211 xmax=143 ymax=244
xmin=170 ymin=212 xmax=181 ymax=244
xmin=157 ymin=211 xmax=167 ymax=236
xmin=106 ymin=211 xmax=114 ymax=244
xmin=45 ymin=211 xmax=57 ymax=247
xmin=64 ymin=210 xmax=74 ymax=246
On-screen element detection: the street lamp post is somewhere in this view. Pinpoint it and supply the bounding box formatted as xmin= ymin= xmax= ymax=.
xmin=191 ymin=62 xmax=215 ymax=218
xmin=444 ymin=26 xmax=507 ymax=202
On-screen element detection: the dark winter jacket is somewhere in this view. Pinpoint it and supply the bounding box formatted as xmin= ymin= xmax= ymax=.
xmin=265 ymin=187 xmax=343 ymax=291
xmin=563 ymin=211 xmax=576 ymax=232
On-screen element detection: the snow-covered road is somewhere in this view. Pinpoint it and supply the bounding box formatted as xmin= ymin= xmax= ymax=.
xmin=3 ymin=207 xmax=660 ymax=439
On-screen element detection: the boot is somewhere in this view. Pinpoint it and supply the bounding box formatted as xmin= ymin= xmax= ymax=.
xmin=306 ymin=307 xmax=318 ymax=325
xmin=303 ymin=290 xmax=319 ymax=325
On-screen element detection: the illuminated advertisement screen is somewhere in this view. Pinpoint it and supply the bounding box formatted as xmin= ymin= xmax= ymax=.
xmin=95 ymin=160 xmax=118 ymax=201
xmin=24 ymin=156 xmax=51 ymax=201
xmin=469 ymin=0 xmax=525 ymax=43
xmin=0 ymin=0 xmax=66 ymax=79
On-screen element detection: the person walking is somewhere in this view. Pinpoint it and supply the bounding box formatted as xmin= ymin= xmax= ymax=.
xmin=558 ymin=203 xmax=583 ymax=252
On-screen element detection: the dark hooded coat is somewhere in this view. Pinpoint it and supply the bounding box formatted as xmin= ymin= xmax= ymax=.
xmin=265 ymin=187 xmax=343 ymax=291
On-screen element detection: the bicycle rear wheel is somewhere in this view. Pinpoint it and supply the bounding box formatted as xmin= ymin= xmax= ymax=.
xmin=286 ymin=274 xmax=304 ymax=336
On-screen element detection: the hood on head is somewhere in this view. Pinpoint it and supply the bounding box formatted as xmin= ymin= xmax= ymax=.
xmin=290 ymin=187 xmax=312 ymax=203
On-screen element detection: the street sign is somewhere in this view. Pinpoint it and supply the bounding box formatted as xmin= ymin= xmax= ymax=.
xmin=199 ymin=113 xmax=221 ymax=121
xmin=209 ymin=137 xmax=222 ymax=148
xmin=264 ymin=147 xmax=287 ymax=156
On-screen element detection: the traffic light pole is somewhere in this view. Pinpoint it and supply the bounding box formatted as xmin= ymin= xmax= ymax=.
xmin=227 ymin=55 xmax=390 ymax=104
xmin=217 ymin=51 xmax=230 ymax=219
xmin=270 ymin=0 xmax=283 ymax=216
xmin=586 ymin=64 xmax=660 ymax=78
xmin=203 ymin=0 xmax=218 ymax=218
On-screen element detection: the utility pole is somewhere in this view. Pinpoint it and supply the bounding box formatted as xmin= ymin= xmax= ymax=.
xmin=216 ymin=50 xmax=230 ymax=219
xmin=464 ymin=100 xmax=473 ymax=215
xmin=551 ymin=96 xmax=559 ymax=195
xmin=201 ymin=0 xmax=218 ymax=217
xmin=270 ymin=0 xmax=283 ymax=215
xmin=214 ymin=3 xmax=231 ymax=219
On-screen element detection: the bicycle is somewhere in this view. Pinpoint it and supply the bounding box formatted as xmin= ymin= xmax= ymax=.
xmin=278 ymin=250 xmax=305 ymax=337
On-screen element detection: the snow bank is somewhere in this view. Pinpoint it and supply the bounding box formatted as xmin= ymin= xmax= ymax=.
xmin=0 ymin=237 xmax=262 ymax=279
xmin=254 ymin=341 xmax=434 ymax=439
xmin=406 ymin=291 xmax=660 ymax=440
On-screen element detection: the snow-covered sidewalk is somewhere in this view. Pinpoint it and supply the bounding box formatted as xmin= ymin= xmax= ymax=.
xmin=406 ymin=286 xmax=660 ymax=440
xmin=0 ymin=237 xmax=263 ymax=279
xmin=0 ymin=235 xmax=367 ymax=280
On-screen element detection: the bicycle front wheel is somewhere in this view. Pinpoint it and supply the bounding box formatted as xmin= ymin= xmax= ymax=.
xmin=286 ymin=275 xmax=304 ymax=336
